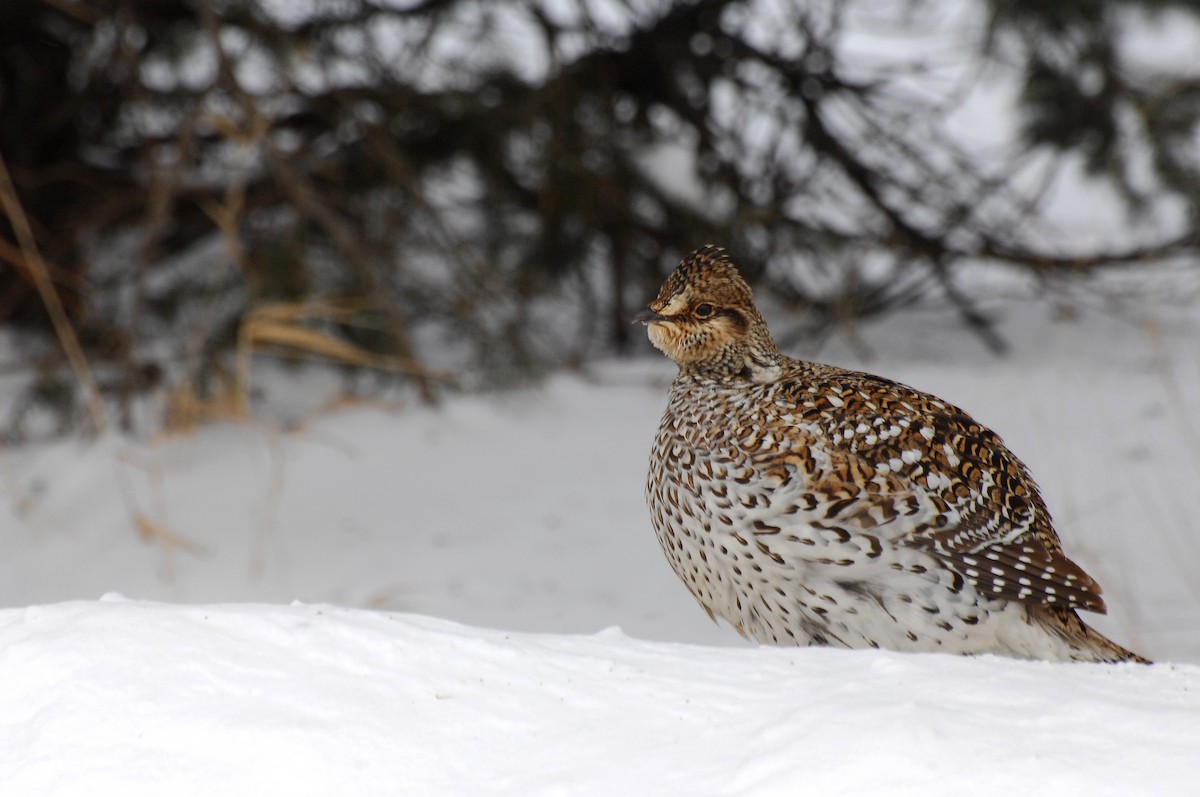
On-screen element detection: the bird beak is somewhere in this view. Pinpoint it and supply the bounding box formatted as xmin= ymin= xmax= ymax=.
xmin=633 ymin=307 xmax=667 ymax=325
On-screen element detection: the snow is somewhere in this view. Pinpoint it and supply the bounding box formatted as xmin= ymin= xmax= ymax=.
xmin=2 ymin=289 xmax=1199 ymax=791
xmin=2 ymin=599 xmax=1197 ymax=796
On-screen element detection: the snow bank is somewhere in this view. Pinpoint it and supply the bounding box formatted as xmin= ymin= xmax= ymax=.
xmin=1 ymin=599 xmax=1196 ymax=796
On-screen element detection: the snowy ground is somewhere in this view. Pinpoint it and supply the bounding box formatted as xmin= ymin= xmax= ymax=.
xmin=2 ymin=289 xmax=1200 ymax=791
xmin=2 ymin=599 xmax=1197 ymax=796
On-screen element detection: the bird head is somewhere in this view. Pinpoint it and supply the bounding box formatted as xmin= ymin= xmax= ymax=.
xmin=635 ymin=245 xmax=781 ymax=381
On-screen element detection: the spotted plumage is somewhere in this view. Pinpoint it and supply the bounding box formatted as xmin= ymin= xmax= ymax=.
xmin=640 ymin=245 xmax=1146 ymax=663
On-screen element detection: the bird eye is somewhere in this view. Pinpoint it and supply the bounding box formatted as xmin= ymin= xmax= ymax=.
xmin=694 ymin=303 xmax=715 ymax=319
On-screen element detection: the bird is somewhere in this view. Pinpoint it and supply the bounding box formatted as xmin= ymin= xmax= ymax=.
xmin=637 ymin=245 xmax=1147 ymax=663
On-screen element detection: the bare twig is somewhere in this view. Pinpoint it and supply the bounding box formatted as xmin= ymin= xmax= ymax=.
xmin=196 ymin=0 xmax=439 ymax=403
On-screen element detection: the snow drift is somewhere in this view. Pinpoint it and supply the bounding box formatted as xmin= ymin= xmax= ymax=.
xmin=1 ymin=598 xmax=1196 ymax=796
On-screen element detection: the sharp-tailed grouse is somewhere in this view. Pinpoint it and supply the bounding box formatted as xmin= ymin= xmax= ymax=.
xmin=639 ymin=245 xmax=1145 ymax=663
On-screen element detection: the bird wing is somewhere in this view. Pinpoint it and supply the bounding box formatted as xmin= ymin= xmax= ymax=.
xmin=762 ymin=367 xmax=1107 ymax=613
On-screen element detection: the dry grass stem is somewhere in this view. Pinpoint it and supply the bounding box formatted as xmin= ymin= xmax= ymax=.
xmin=0 ymin=153 xmax=108 ymax=436
xmin=235 ymin=299 xmax=447 ymax=411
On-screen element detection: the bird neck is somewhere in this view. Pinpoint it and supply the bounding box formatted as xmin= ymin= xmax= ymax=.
xmin=680 ymin=322 xmax=784 ymax=385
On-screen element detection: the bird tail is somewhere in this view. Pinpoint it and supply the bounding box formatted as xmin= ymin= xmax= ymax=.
xmin=1029 ymin=605 xmax=1150 ymax=663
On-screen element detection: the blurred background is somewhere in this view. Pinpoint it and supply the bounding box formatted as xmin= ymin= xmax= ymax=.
xmin=2 ymin=0 xmax=1198 ymax=432
xmin=1 ymin=0 xmax=1199 ymax=660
